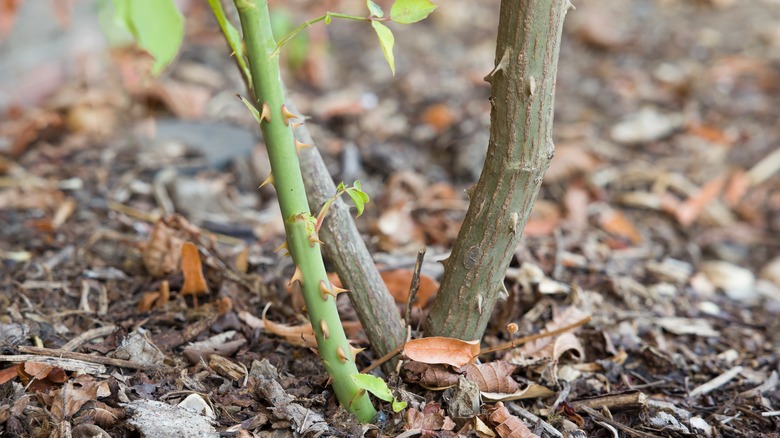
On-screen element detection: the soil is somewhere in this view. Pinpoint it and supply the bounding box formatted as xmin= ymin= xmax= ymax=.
xmin=1 ymin=0 xmax=779 ymax=437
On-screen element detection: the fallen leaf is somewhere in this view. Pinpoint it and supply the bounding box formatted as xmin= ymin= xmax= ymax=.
xmin=460 ymin=362 xmax=518 ymax=393
xmin=0 ymin=365 xmax=18 ymax=384
xmin=380 ymin=269 xmax=440 ymax=307
xmin=481 ymin=383 xmax=555 ymax=402
xmin=401 ymin=361 xmax=459 ymax=390
xmin=18 ymin=362 xmax=68 ymax=392
xmin=598 ymin=208 xmax=642 ymax=245
xmin=137 ymin=280 xmax=170 ymax=312
xmin=674 ymin=176 xmax=726 ymax=226
xmin=143 ymin=218 xmax=185 ymax=277
xmin=510 ymin=307 xmax=589 ymax=377
xmin=403 ymin=337 xmax=480 ymax=368
xmin=50 ymin=376 xmax=108 ymax=422
xmin=261 ymin=304 xmax=316 ymax=347
xmin=405 ymin=402 xmax=456 ymax=433
xmin=180 ymin=242 xmax=209 ymax=298
xmin=486 ymin=402 xmax=539 ymax=438
xmin=420 ymin=103 xmax=456 ymax=132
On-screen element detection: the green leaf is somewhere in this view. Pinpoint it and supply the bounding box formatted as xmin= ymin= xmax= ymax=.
xmin=111 ymin=0 xmax=184 ymax=75
xmin=346 ymin=190 xmax=366 ymax=217
xmin=391 ymin=398 xmax=407 ymax=413
xmin=237 ymin=95 xmax=262 ymax=124
xmin=351 ymin=374 xmax=407 ymax=412
xmin=351 ymin=374 xmax=393 ymax=402
xmin=367 ymin=0 xmax=384 ymax=17
xmin=370 ymin=21 xmax=395 ymax=76
xmin=390 ymin=0 xmax=437 ymax=24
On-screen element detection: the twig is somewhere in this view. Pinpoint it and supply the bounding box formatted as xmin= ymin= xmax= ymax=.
xmin=505 ymin=403 xmax=563 ymax=438
xmin=579 ymin=405 xmax=663 ymax=438
xmin=404 ymin=248 xmax=426 ymax=325
xmin=16 ymin=346 xmax=167 ymax=370
xmin=570 ymin=391 xmax=648 ymax=412
xmin=361 ymin=341 xmax=405 ymax=375
xmin=478 ymin=316 xmax=591 ymax=356
xmin=0 ymin=354 xmax=106 ymax=375
xmin=60 ymin=325 xmax=117 ymax=352
xmin=689 ymin=366 xmax=743 ymax=398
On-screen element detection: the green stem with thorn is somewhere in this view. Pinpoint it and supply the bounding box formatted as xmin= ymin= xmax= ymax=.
xmin=234 ymin=0 xmax=375 ymax=422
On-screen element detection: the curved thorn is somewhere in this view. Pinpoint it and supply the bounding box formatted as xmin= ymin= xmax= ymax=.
xmin=274 ymin=241 xmax=288 ymax=253
xmin=319 ymin=280 xmax=336 ymax=300
xmin=294 ymin=139 xmax=312 ymax=155
xmin=258 ymin=173 xmax=274 ymax=189
xmin=348 ymin=343 xmax=365 ymax=360
xmin=336 ymin=346 xmax=348 ymax=363
xmin=288 ymin=265 xmax=304 ymax=288
xmin=281 ymin=105 xmax=298 ymax=126
xmin=260 ymin=102 xmax=272 ymax=123
xmin=320 ymin=320 xmax=330 ymax=339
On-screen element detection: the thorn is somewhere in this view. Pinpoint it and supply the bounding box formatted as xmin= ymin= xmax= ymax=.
xmin=464 ymin=185 xmax=476 ymax=200
xmin=260 ymin=102 xmax=272 ymax=123
xmin=348 ymin=343 xmax=365 ymax=360
xmin=319 ymin=280 xmax=337 ymax=300
xmin=308 ymin=234 xmax=324 ymax=247
xmin=281 ymin=105 xmax=298 ymax=126
xmin=336 ymin=346 xmax=348 ymax=363
xmin=288 ymin=265 xmax=304 ymax=288
xmin=258 ymin=173 xmax=274 ymax=189
xmin=565 ymin=0 xmax=576 ymax=11
xmin=301 ymin=305 xmax=307 ymax=313
xmin=332 ymin=284 xmax=350 ymax=295
xmin=274 ymin=241 xmax=288 ymax=253
xmin=320 ymin=320 xmax=330 ymax=339
xmin=294 ymin=139 xmax=312 ymax=155
xmin=509 ymin=212 xmax=520 ymax=234
xmin=291 ymin=122 xmax=304 ymax=129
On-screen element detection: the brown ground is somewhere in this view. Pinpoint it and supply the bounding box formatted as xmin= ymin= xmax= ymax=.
xmin=1 ymin=0 xmax=779 ymax=437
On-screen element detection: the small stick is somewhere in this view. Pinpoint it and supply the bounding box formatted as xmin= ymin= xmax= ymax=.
xmin=16 ymin=346 xmax=167 ymax=370
xmin=404 ymin=248 xmax=426 ymax=325
xmin=570 ymin=390 xmax=648 ymax=412
xmin=60 ymin=325 xmax=117 ymax=352
xmin=506 ymin=403 xmax=563 ymax=438
xmin=579 ymin=405 xmax=662 ymax=438
xmin=478 ymin=316 xmax=591 ymax=356
xmin=689 ymin=366 xmax=743 ymax=398
xmin=0 ymin=354 xmax=106 ymax=375
xmin=361 ymin=341 xmax=405 ymax=375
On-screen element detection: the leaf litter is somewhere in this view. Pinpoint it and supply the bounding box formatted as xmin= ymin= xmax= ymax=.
xmin=1 ymin=0 xmax=779 ymax=436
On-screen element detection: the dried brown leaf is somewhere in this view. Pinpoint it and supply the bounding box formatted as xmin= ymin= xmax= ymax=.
xmin=481 ymin=383 xmax=555 ymax=402
xmin=405 ymin=402 xmax=456 ymax=432
xmin=0 ymin=365 xmax=17 ymax=384
xmin=401 ymin=361 xmax=459 ymax=390
xmin=486 ymin=402 xmax=539 ymax=438
xmin=381 ymin=269 xmax=440 ymax=307
xmin=403 ymin=337 xmax=480 ymax=368
xmin=674 ymin=176 xmax=726 ymax=226
xmin=180 ymin=242 xmax=208 ymax=297
xmin=50 ymin=377 xmax=103 ymax=421
xmin=598 ymin=208 xmax=642 ymax=245
xmin=261 ymin=304 xmax=316 ymax=347
xmin=461 ymin=362 xmax=518 ymax=393
xmin=143 ymin=219 xmax=184 ymax=277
